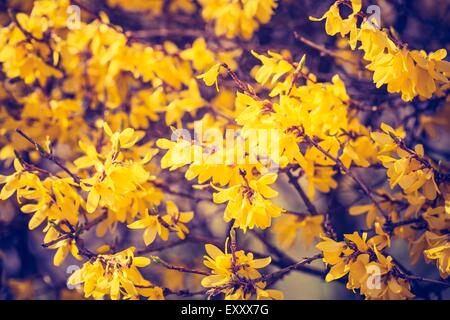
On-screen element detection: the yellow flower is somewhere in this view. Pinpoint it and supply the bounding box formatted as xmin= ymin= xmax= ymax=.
xmin=309 ymin=0 xmax=360 ymax=41
xmin=76 ymin=124 xmax=154 ymax=215
xmin=201 ymin=241 xmax=283 ymax=300
xmin=128 ymin=201 xmax=193 ymax=246
xmin=180 ymin=37 xmax=216 ymax=71
xmin=103 ymin=123 xmax=144 ymax=152
xmin=251 ymin=50 xmax=293 ymax=85
xmin=317 ymin=232 xmax=414 ymax=299
xmin=68 ymin=247 xmax=152 ymax=300
xmin=128 ymin=213 xmax=164 ymax=246
xmin=422 ymin=231 xmax=450 ymax=279
xmin=0 ymin=159 xmax=26 ymax=200
xmin=157 ymin=137 xmax=197 ymax=171
xmin=312 ymin=0 xmax=450 ymax=101
xmin=372 ymin=123 xmax=440 ymax=200
xmin=197 ymin=63 xmax=221 ymax=91
xmin=137 ymin=286 xmax=165 ymax=300
xmin=199 ymin=0 xmax=277 ymax=39
xmin=212 ymin=173 xmax=283 ymax=230
xmin=51 ymin=238 xmax=82 ymax=267
xmin=316 ymin=235 xmax=348 ymax=266
xmin=160 ymin=201 xmax=194 ymax=240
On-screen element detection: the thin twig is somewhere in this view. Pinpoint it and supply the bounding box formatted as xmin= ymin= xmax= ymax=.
xmin=150 ymin=256 xmax=210 ymax=276
xmin=261 ymin=254 xmax=323 ymax=284
xmin=15 ymin=129 xmax=80 ymax=183
xmin=163 ymin=288 xmax=207 ymax=297
xmin=286 ymin=170 xmax=319 ymax=215
xmin=301 ymin=132 xmax=390 ymax=220
xmin=294 ymin=33 xmax=360 ymax=66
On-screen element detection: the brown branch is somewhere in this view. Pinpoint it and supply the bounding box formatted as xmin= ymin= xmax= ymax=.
xmin=285 ymin=210 xmax=309 ymax=218
xmin=338 ymin=0 xmax=406 ymax=48
xmin=154 ymin=182 xmax=210 ymax=202
xmin=42 ymin=234 xmax=71 ymax=248
xmin=251 ymin=231 xmax=328 ymax=279
xmin=163 ymin=288 xmax=207 ymax=297
xmin=261 ymin=254 xmax=323 ymax=284
xmin=401 ymin=274 xmax=450 ymax=288
xmin=360 ymin=217 xmax=425 ymax=234
xmin=8 ymin=9 xmax=47 ymax=43
xmin=286 ymin=170 xmax=319 ymax=215
xmin=130 ymin=28 xmax=204 ymax=38
xmin=42 ymin=212 xmax=106 ymax=253
xmin=294 ymin=33 xmax=360 ymax=66
xmin=14 ymin=151 xmax=58 ymax=178
xmin=82 ymin=211 xmax=108 ymax=231
xmin=15 ymin=129 xmax=80 ymax=183
xmin=149 ymin=256 xmax=210 ymax=276
xmin=220 ymin=63 xmax=273 ymax=111
xmin=392 ymin=260 xmax=450 ymax=288
xmin=301 ymin=133 xmax=390 ymax=221
xmin=136 ymin=238 xmax=186 ymax=255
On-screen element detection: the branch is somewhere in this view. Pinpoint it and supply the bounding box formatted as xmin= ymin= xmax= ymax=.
xmin=154 ymin=182 xmax=210 ymax=202
xmin=286 ymin=170 xmax=319 ymax=215
xmin=42 ymin=234 xmax=70 ymax=248
xmin=8 ymin=9 xmax=47 ymax=43
xmin=252 ymin=231 xmax=328 ymax=279
xmin=15 ymin=129 xmax=80 ymax=183
xmin=149 ymin=256 xmax=210 ymax=276
xmin=294 ymin=33 xmax=360 ymax=66
xmin=301 ymin=132 xmax=390 ymax=221
xmin=402 ymin=274 xmax=450 ymax=288
xmin=261 ymin=254 xmax=323 ymax=284
xmin=360 ymin=217 xmax=426 ymax=234
xmin=221 ymin=63 xmax=274 ymax=113
xmin=163 ymin=287 xmax=207 ymax=297
xmin=82 ymin=211 xmax=108 ymax=232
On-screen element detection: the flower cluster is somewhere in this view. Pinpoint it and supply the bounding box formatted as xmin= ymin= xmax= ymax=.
xmin=201 ymin=240 xmax=283 ymax=300
xmin=68 ymin=247 xmax=163 ymax=300
xmin=311 ymin=0 xmax=450 ymax=101
xmin=317 ymin=231 xmax=414 ymax=299
xmin=199 ymin=0 xmax=277 ymax=40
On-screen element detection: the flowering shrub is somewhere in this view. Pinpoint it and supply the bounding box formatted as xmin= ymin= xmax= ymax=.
xmin=0 ymin=0 xmax=449 ymax=300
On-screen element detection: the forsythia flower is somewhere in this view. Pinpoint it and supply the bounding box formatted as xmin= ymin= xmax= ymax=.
xmin=411 ymin=231 xmax=450 ymax=279
xmin=310 ymin=0 xmax=360 ymax=47
xmin=198 ymin=0 xmax=277 ymax=40
xmin=316 ymin=232 xmax=414 ymax=299
xmin=76 ymin=124 xmax=150 ymax=214
xmin=312 ymin=0 xmax=450 ymax=101
xmin=201 ymin=241 xmax=283 ymax=300
xmin=128 ymin=201 xmax=194 ymax=246
xmin=372 ymin=123 xmax=440 ymax=200
xmin=424 ymin=237 xmax=450 ymax=279
xmin=349 ymin=189 xmax=406 ymax=228
xmin=68 ymin=247 xmax=156 ymax=300
xmin=251 ymin=50 xmax=294 ymax=85
xmin=197 ymin=63 xmax=221 ymax=91
xmin=212 ymin=173 xmax=283 ymax=231
xmin=180 ymin=38 xmax=217 ymax=72
xmin=51 ymin=238 xmax=82 ymax=267
xmin=0 ymin=159 xmax=81 ymax=229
